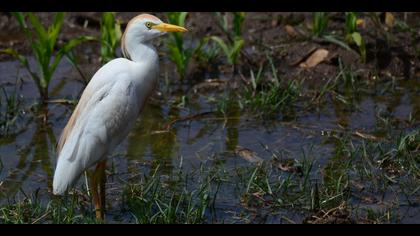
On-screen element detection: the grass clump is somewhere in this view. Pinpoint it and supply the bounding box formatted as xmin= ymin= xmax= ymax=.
xmin=0 ymin=191 xmax=98 ymax=224
xmin=239 ymin=55 xmax=302 ymax=118
xmin=123 ymin=165 xmax=219 ymax=224
xmin=0 ymin=80 xmax=22 ymax=137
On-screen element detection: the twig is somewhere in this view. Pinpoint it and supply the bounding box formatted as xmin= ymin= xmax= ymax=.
xmin=31 ymin=211 xmax=50 ymax=224
xmin=281 ymin=215 xmax=297 ymax=224
xmin=156 ymin=111 xmax=214 ymax=132
xmin=47 ymin=99 xmax=77 ymax=106
xmin=320 ymin=202 xmax=347 ymax=218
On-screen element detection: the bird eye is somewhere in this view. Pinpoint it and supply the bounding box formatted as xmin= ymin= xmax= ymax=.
xmin=145 ymin=22 xmax=153 ymax=29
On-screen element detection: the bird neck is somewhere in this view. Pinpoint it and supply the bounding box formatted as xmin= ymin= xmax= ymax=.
xmin=125 ymin=41 xmax=158 ymax=64
xmin=121 ymin=29 xmax=158 ymax=64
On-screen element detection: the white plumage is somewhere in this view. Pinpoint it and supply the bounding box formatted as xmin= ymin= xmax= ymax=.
xmin=53 ymin=58 xmax=157 ymax=194
xmin=52 ymin=14 xmax=187 ymax=219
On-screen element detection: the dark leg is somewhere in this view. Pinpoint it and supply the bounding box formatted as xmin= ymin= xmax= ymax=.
xmin=98 ymin=160 xmax=107 ymax=219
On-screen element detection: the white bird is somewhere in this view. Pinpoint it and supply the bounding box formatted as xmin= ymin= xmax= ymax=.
xmin=52 ymin=14 xmax=187 ymax=220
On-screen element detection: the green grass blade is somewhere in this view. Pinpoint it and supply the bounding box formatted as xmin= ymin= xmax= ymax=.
xmin=322 ymin=35 xmax=353 ymax=52
xmin=50 ymin=36 xmax=95 ymax=77
xmin=179 ymin=12 xmax=188 ymax=27
xmin=230 ymin=39 xmax=244 ymax=64
xmin=27 ymin=13 xmax=48 ymax=44
xmin=11 ymin=12 xmax=32 ymax=39
xmin=351 ymin=32 xmax=362 ymax=47
xmin=233 ymin=12 xmax=245 ymax=38
xmin=48 ymin=12 xmax=65 ymax=50
xmin=211 ymin=36 xmax=231 ymax=63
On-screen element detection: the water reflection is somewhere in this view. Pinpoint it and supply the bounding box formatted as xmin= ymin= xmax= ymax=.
xmin=126 ymin=101 xmax=179 ymax=176
xmin=0 ymin=56 xmax=418 ymax=222
xmin=0 ymin=106 xmax=55 ymax=198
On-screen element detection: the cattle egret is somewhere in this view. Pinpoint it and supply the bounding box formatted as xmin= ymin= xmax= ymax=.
xmin=52 ymin=14 xmax=187 ymax=220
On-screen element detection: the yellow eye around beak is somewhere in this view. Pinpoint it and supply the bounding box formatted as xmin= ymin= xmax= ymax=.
xmin=152 ymin=23 xmax=188 ymax=33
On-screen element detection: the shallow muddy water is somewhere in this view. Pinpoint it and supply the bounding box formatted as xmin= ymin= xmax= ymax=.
xmin=0 ymin=12 xmax=419 ymax=223
xmin=0 ymin=56 xmax=419 ymax=223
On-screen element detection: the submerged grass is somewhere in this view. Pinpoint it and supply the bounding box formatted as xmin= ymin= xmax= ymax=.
xmin=0 ymin=77 xmax=23 ymax=137
xmin=122 ymin=165 xmax=221 ymax=224
xmin=231 ymin=128 xmax=420 ymax=223
xmin=0 ymin=128 xmax=418 ymax=223
xmin=0 ymin=12 xmax=419 ymax=224
xmin=231 ymin=54 xmax=303 ymax=119
xmin=0 ymin=190 xmax=98 ymax=224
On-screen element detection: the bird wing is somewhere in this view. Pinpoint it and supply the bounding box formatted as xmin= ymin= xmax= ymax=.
xmin=54 ymin=72 xmax=139 ymax=189
xmin=59 ymin=74 xmax=138 ymax=164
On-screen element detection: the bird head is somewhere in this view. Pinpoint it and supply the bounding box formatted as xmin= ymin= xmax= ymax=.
xmin=121 ymin=14 xmax=187 ymax=59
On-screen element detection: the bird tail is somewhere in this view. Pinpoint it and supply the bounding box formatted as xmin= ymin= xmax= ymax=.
xmin=52 ymin=157 xmax=83 ymax=195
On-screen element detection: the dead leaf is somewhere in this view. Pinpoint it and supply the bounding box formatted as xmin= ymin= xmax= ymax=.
xmin=361 ymin=195 xmax=377 ymax=204
xmin=277 ymin=159 xmax=303 ymax=175
xmin=278 ymin=163 xmax=301 ymax=174
xmin=235 ymin=146 xmax=263 ymax=164
xmin=350 ymin=180 xmax=365 ymax=192
xmin=299 ymin=48 xmax=329 ymax=68
xmin=385 ymin=12 xmax=395 ymax=28
xmin=191 ymin=79 xmax=227 ymax=92
xmin=284 ymin=25 xmax=298 ymax=38
xmin=304 ymin=202 xmax=353 ymax=224
xmin=289 ymin=46 xmax=318 ymax=66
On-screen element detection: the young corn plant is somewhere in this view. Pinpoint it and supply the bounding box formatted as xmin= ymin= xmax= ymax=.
xmin=345 ymin=12 xmax=366 ymax=63
xmin=100 ymin=12 xmax=122 ymax=64
xmin=310 ymin=13 xmax=360 ymax=59
xmin=194 ymin=39 xmax=220 ymax=69
xmin=65 ymin=12 xmax=121 ymax=85
xmin=212 ymin=12 xmax=245 ymax=67
xmin=210 ymin=37 xmax=243 ymax=66
xmin=165 ymin=12 xmax=195 ymax=79
xmin=312 ymin=12 xmax=329 ymax=37
xmin=0 ymin=12 xmax=93 ymax=103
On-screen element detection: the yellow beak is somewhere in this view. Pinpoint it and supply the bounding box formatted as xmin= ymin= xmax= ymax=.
xmin=152 ymin=23 xmax=188 ymax=33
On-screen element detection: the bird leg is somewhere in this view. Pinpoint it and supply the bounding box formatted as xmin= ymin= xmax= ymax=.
xmin=90 ymin=160 xmax=107 ymax=221
xmin=90 ymin=171 xmax=101 ymax=220
xmin=98 ymin=160 xmax=106 ymax=219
